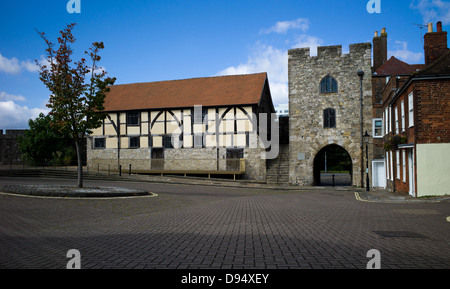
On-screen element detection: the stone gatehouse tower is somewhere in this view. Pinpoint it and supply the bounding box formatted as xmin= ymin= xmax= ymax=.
xmin=288 ymin=43 xmax=373 ymax=186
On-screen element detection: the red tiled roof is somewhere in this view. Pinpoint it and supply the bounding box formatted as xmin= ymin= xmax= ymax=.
xmin=374 ymin=56 xmax=423 ymax=76
xmin=103 ymin=73 xmax=268 ymax=112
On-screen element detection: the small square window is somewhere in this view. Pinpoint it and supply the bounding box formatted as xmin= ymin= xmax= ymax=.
xmin=129 ymin=136 xmax=140 ymax=148
xmin=94 ymin=138 xmax=105 ymax=149
xmin=373 ymin=119 xmax=383 ymax=138
xmin=163 ymin=135 xmax=174 ymax=149
xmin=127 ymin=112 xmax=140 ymax=126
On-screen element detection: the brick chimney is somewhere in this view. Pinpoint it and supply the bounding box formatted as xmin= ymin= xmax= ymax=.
xmin=424 ymin=21 xmax=448 ymax=66
xmin=373 ymin=28 xmax=388 ymax=71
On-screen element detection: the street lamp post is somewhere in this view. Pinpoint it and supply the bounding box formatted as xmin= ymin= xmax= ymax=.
xmin=364 ymin=130 xmax=370 ymax=191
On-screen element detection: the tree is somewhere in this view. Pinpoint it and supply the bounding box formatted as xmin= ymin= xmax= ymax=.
xmin=18 ymin=113 xmax=75 ymax=166
xmin=36 ymin=23 xmax=116 ymax=187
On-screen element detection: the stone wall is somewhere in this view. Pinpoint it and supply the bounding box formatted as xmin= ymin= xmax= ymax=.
xmin=87 ymin=134 xmax=267 ymax=181
xmin=288 ymin=43 xmax=373 ymax=186
xmin=0 ymin=129 xmax=26 ymax=165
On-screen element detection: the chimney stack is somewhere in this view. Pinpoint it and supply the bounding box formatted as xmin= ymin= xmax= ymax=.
xmin=373 ymin=28 xmax=388 ymax=71
xmin=424 ymin=21 xmax=448 ymax=66
xmin=437 ymin=21 xmax=442 ymax=32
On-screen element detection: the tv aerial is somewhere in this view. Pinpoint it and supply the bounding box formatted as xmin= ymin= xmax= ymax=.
xmin=413 ymin=23 xmax=427 ymax=43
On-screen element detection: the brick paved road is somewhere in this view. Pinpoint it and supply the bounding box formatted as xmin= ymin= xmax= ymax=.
xmin=0 ymin=177 xmax=449 ymax=269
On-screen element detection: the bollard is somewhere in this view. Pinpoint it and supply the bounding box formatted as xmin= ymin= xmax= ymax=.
xmin=332 ymin=174 xmax=335 ymax=187
xmin=119 ymin=165 xmax=121 ymax=176
xmin=129 ymin=164 xmax=131 ymax=175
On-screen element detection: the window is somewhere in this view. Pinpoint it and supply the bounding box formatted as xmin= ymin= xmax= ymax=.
xmin=94 ymin=138 xmax=105 ymax=149
xmin=396 ymin=150 xmax=400 ymax=179
xmin=323 ymin=108 xmax=336 ymax=128
xmin=373 ymin=119 xmax=382 ymax=138
xmin=384 ymin=107 xmax=389 ymax=135
xmin=386 ymin=152 xmax=390 ymax=180
xmin=408 ymin=92 xmax=414 ymax=127
xmin=401 ymin=101 xmax=405 ymax=132
xmin=127 ymin=112 xmax=140 ymax=126
xmin=394 ymin=106 xmax=399 ymax=134
xmin=402 ymin=150 xmax=406 ymax=182
xmin=388 ymin=107 xmax=391 ymax=133
xmin=129 ymin=136 xmax=140 ymax=148
xmin=163 ymin=135 xmax=174 ymax=149
xmin=389 ymin=151 xmax=393 ymax=181
xmin=320 ymin=76 xmax=338 ymax=93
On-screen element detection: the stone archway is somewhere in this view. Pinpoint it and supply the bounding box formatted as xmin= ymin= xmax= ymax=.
xmin=313 ymin=144 xmax=352 ymax=186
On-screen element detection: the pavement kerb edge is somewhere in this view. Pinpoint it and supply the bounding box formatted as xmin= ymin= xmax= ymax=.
xmin=0 ymin=190 xmax=158 ymax=200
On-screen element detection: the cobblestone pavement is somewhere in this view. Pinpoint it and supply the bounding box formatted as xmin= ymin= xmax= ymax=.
xmin=0 ymin=177 xmax=449 ymax=269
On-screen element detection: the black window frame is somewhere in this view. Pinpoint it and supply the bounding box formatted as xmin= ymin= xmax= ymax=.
xmin=323 ymin=108 xmax=336 ymax=128
xmin=320 ymin=76 xmax=338 ymax=94
xmin=163 ymin=135 xmax=174 ymax=149
xmin=127 ymin=112 xmax=140 ymax=126
xmin=129 ymin=136 xmax=140 ymax=148
xmin=94 ymin=138 xmax=106 ymax=149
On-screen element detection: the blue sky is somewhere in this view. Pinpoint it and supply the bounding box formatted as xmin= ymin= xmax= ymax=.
xmin=1 ymin=0 xmax=449 ymax=129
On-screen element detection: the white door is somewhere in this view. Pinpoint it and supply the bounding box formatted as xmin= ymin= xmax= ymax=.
xmin=372 ymin=160 xmax=386 ymax=188
xmin=408 ymin=149 xmax=415 ymax=197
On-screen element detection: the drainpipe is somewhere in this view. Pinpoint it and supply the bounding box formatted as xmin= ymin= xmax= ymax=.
xmin=357 ymin=70 xmax=365 ymax=188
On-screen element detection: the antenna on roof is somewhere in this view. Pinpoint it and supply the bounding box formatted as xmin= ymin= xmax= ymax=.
xmin=413 ymin=23 xmax=427 ymax=43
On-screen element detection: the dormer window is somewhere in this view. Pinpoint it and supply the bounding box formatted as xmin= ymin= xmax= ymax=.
xmin=320 ymin=76 xmax=338 ymax=93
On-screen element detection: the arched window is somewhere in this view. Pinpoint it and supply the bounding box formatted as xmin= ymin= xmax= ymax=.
xmin=320 ymin=76 xmax=338 ymax=93
xmin=323 ymin=108 xmax=336 ymax=128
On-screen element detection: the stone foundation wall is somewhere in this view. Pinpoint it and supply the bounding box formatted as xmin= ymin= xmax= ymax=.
xmin=87 ymin=137 xmax=267 ymax=181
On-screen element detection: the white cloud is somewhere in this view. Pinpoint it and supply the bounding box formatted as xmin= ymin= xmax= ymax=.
xmin=389 ymin=41 xmax=423 ymax=64
xmin=217 ymin=18 xmax=324 ymax=106
xmin=216 ymin=43 xmax=288 ymax=105
xmin=411 ymin=0 xmax=450 ymax=25
xmin=0 ymin=53 xmax=39 ymax=74
xmin=0 ymin=101 xmax=49 ymax=129
xmin=260 ymin=18 xmax=310 ymax=34
xmin=0 ymin=91 xmax=26 ymax=102
xmin=290 ymin=34 xmax=325 ymax=56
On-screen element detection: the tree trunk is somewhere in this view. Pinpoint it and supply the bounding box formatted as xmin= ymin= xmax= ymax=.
xmin=74 ymin=138 xmax=83 ymax=188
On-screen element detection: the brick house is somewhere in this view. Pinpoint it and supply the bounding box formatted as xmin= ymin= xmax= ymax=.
xmin=87 ymin=73 xmax=276 ymax=181
xmin=382 ymin=22 xmax=450 ymax=197
xmin=371 ymin=28 xmax=424 ymax=188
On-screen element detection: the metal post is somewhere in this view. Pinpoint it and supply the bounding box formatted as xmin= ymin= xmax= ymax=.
xmin=119 ymin=165 xmax=121 ymax=176
xmin=366 ymin=141 xmax=370 ymax=191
